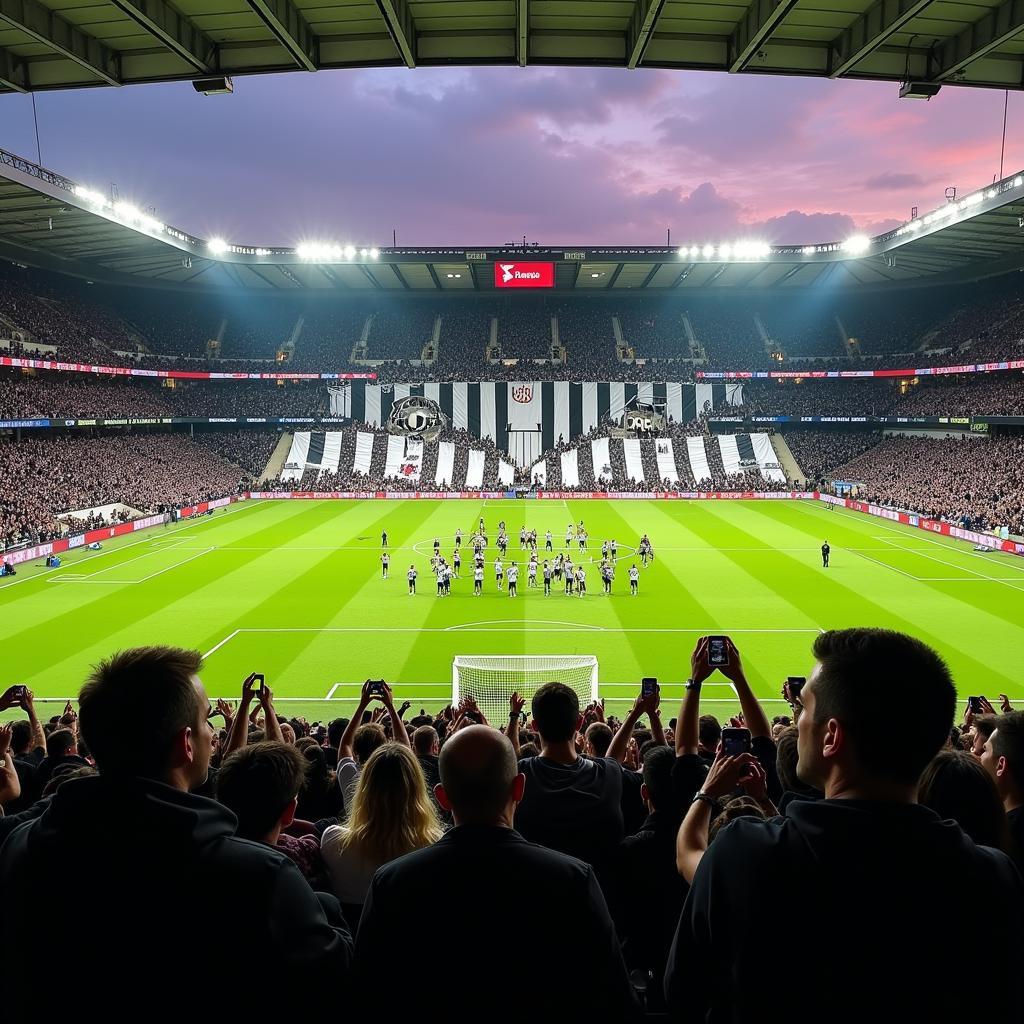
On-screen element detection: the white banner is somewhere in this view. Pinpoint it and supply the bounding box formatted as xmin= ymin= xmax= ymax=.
xmin=353 ymin=431 xmax=374 ymax=475
xmin=666 ymin=382 xmax=684 ymax=424
xmin=718 ymin=434 xmax=741 ymax=476
xmin=401 ymin=438 xmax=423 ymax=482
xmin=328 ymin=385 xmax=351 ymax=418
xmin=752 ymin=433 xmax=786 ymax=482
xmin=466 ymin=449 xmax=485 ymax=488
xmin=582 ymin=382 xmax=598 ymax=434
xmin=453 ymin=382 xmax=468 ymax=431
xmin=509 ymin=381 xmax=541 ymax=431
xmin=592 ymin=436 xmax=612 ymax=483
xmin=498 ymin=460 xmax=515 ymax=487
xmin=281 ymin=431 xmax=309 ymax=482
xmin=481 ymin=383 xmax=498 ymax=442
xmin=365 ymin=385 xmax=382 ymax=426
xmin=623 ymin=438 xmax=644 ymax=483
xmin=530 ymin=459 xmax=547 ymax=486
xmin=384 ymin=433 xmax=405 ymax=478
xmin=435 ymin=441 xmax=455 ymax=486
xmin=561 ymin=448 xmax=580 ymax=488
xmin=686 ymin=435 xmax=711 ymax=484
xmin=696 ymin=382 xmax=714 ymax=416
xmin=553 ymin=381 xmax=570 ymax=447
xmin=609 ymin=382 xmax=626 ymax=424
xmin=655 ymin=438 xmax=679 ymax=484
xmin=321 ymin=432 xmax=343 ymax=472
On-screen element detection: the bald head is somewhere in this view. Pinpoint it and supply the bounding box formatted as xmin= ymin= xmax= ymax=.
xmin=438 ymin=726 xmax=520 ymax=824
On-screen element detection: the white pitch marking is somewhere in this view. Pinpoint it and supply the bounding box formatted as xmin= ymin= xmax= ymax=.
xmin=203 ymin=629 xmax=241 ymax=660
xmin=325 ymin=682 xmax=340 ymax=700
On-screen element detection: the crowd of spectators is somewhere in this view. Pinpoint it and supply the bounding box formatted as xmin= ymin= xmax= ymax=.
xmin=782 ymin=430 xmax=883 ymax=486
xmin=2 ymin=630 xmax=1021 ymax=1018
xmin=832 ymin=433 xmax=1024 ymax=534
xmin=0 ymin=434 xmax=245 ymax=547
xmin=197 ymin=431 xmax=281 ymax=479
xmin=5 ymin=257 xmax=1024 ymax=383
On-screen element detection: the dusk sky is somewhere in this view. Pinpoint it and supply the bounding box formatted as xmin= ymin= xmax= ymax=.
xmin=3 ymin=67 xmax=1021 ymax=248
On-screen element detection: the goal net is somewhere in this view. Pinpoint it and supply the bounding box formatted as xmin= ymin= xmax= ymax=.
xmin=452 ymin=655 xmax=599 ymax=726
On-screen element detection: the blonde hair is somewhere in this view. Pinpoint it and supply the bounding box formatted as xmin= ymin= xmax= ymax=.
xmin=336 ymin=743 xmax=443 ymax=864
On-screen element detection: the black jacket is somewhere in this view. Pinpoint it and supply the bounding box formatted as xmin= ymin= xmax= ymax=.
xmin=0 ymin=774 xmax=352 ymax=1015
xmin=355 ymin=824 xmax=638 ymax=1021
xmin=610 ymin=810 xmax=688 ymax=1007
xmin=665 ymin=798 xmax=1024 ymax=1023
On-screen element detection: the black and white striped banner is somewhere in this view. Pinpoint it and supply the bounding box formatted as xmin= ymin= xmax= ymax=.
xmin=344 ymin=380 xmax=739 ymax=451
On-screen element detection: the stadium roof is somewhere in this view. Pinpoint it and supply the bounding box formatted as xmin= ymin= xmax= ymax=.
xmin=2 ymin=147 xmax=1024 ymax=294
xmin=1 ymin=0 xmax=1024 ymax=94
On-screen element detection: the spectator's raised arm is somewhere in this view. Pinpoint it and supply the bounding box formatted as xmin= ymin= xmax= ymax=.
xmin=260 ymin=683 xmax=283 ymax=744
xmin=338 ymin=680 xmax=373 ymax=762
xmin=607 ymin=686 xmax=659 ymax=763
xmin=720 ymin=637 xmax=771 ymax=739
xmin=677 ymin=638 xmax=713 ymax=757
xmin=224 ymin=673 xmax=260 ymax=757
xmin=506 ymin=692 xmax=525 ymax=757
xmin=0 ymin=724 xmax=22 ymax=807
xmin=380 ymin=683 xmax=410 ymax=748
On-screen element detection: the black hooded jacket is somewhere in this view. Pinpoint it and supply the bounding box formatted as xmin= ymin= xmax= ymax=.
xmin=0 ymin=774 xmax=352 ymax=1015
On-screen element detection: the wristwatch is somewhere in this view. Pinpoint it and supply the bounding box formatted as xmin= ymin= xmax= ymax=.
xmin=684 ymin=678 xmax=701 ymax=691
xmin=691 ymin=790 xmax=721 ymax=813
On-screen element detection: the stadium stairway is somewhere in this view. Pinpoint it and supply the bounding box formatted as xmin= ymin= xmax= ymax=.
xmin=260 ymin=432 xmax=294 ymax=483
xmin=770 ymin=433 xmax=804 ymax=486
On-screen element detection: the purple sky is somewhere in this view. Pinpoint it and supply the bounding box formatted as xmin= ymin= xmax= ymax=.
xmin=3 ymin=67 xmax=1021 ymax=248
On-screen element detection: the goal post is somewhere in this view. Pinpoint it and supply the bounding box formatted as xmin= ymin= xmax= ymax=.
xmin=452 ymin=655 xmax=599 ymax=726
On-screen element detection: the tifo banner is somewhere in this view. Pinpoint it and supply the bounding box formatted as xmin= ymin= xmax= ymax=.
xmin=493 ymin=262 xmax=555 ymax=288
xmin=0 ymin=356 xmax=375 ymax=381
xmin=351 ymin=381 xmax=712 ymax=453
xmin=821 ymin=494 xmax=1024 ymax=556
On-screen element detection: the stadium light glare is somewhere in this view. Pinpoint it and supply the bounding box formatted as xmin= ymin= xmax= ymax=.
xmin=701 ymin=244 xmax=715 ymax=259
xmin=74 ymin=185 xmax=106 ymax=207
xmin=1015 ymin=176 xmax=1023 ymax=187
xmin=986 ymin=189 xmax=997 ymax=199
xmin=370 ymin=248 xmax=380 ymax=259
xmin=841 ymin=235 xmax=870 ymax=255
xmin=718 ymin=243 xmax=732 ymax=259
xmin=296 ymin=242 xmax=342 ymax=260
xmin=801 ymin=246 xmax=816 ymax=255
xmin=965 ymin=192 xmax=984 ymax=206
xmin=112 ymin=201 xmax=165 ymax=235
xmin=344 ymin=245 xmax=356 ymax=259
xmin=688 ymin=246 xmax=699 ymax=258
xmin=207 ymin=237 xmax=229 ymax=255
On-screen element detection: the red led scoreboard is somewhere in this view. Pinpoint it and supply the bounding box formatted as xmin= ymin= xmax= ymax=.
xmin=493 ymin=261 xmax=555 ymax=288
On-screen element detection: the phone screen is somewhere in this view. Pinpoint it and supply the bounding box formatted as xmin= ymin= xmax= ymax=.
xmin=641 ymin=677 xmax=658 ymax=698
xmin=722 ymin=727 xmax=751 ymax=757
xmin=708 ymin=637 xmax=729 ymax=667
xmin=251 ymin=673 xmax=265 ymax=693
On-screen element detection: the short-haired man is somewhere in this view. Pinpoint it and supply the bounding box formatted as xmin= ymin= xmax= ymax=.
xmin=514 ymin=683 xmax=635 ymax=886
xmin=980 ymin=710 xmax=1024 ymax=871
xmin=33 ymin=727 xmax=89 ymax=796
xmin=218 ymin=741 xmax=326 ymax=887
xmin=354 ymin=726 xmax=637 ymax=1020
xmin=664 ymin=628 xmax=1024 ymax=1022
xmin=0 ymin=646 xmax=351 ymax=1016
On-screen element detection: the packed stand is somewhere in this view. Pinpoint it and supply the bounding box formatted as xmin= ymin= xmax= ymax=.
xmin=782 ymin=430 xmax=883 ymax=486
xmin=0 ymin=434 xmax=245 ymax=547
xmin=833 ymin=433 xmax=1024 ymax=534
xmin=197 ymin=431 xmax=280 ymax=479
xmin=2 ymin=629 xmax=1022 ymax=1019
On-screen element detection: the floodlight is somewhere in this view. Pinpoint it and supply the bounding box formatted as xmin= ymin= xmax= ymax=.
xmin=841 ymin=235 xmax=870 ymax=255
xmin=207 ymin=237 xmax=229 ymax=255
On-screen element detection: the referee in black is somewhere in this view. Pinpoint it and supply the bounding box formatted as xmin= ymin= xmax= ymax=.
xmin=821 ymin=540 xmax=830 ymax=568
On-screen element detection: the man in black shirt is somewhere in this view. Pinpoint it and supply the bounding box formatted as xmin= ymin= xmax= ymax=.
xmin=355 ymin=726 xmax=637 ymax=1021
xmin=514 ymin=683 xmax=630 ymax=886
xmin=821 ymin=540 xmax=830 ymax=567
xmin=665 ymin=628 xmax=1024 ymax=1023
xmin=980 ymin=710 xmax=1024 ymax=872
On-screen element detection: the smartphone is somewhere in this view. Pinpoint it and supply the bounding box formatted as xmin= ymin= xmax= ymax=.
xmin=967 ymin=696 xmax=983 ymax=714
xmin=367 ymin=679 xmax=386 ymax=696
xmin=787 ymin=676 xmax=806 ymax=699
xmin=641 ymin=677 xmax=658 ymax=698
xmin=708 ymin=636 xmax=729 ymax=667
xmin=11 ymin=684 xmax=26 ymax=700
xmin=251 ymin=673 xmax=265 ymax=694
xmin=721 ymin=727 xmax=751 ymax=757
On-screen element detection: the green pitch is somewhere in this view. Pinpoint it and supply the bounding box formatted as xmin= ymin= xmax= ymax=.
xmin=3 ymin=497 xmax=1023 ymax=724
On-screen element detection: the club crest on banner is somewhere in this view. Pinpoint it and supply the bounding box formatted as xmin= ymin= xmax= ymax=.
xmin=512 ymin=385 xmax=533 ymax=404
